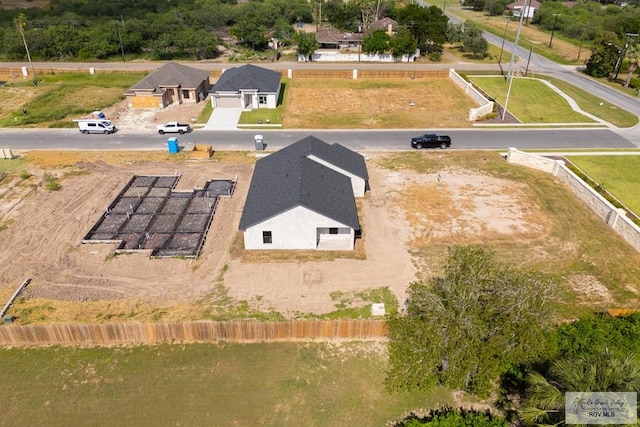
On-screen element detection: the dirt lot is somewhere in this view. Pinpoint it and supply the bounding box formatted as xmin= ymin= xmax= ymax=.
xmin=0 ymin=152 xmax=556 ymax=323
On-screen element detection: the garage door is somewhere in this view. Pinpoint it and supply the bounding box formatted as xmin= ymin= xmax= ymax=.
xmin=131 ymin=95 xmax=160 ymax=109
xmin=215 ymin=96 xmax=241 ymax=108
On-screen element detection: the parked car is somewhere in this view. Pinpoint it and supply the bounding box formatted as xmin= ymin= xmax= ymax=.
xmin=411 ymin=133 xmax=452 ymax=149
xmin=156 ymin=122 xmax=191 ymax=135
xmin=75 ymin=119 xmax=116 ymax=134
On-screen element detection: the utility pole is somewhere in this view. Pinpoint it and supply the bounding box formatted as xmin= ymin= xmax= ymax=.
xmin=498 ymin=16 xmax=510 ymax=64
xmin=548 ymin=13 xmax=560 ymax=48
xmin=115 ymin=21 xmax=126 ymax=63
xmin=614 ymin=32 xmax=638 ymax=80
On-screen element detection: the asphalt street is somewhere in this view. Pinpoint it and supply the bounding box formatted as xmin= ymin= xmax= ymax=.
xmin=0 ymin=128 xmax=635 ymax=151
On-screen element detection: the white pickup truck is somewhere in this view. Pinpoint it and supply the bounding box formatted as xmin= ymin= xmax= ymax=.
xmin=156 ymin=122 xmax=191 ymax=135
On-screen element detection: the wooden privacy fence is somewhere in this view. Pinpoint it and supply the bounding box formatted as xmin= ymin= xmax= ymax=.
xmin=288 ymin=69 xmax=449 ymax=79
xmin=0 ymin=67 xmax=448 ymax=81
xmin=0 ymin=320 xmax=387 ymax=347
xmin=357 ymin=69 xmax=449 ymax=79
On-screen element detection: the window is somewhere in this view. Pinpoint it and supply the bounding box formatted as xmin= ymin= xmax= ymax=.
xmin=182 ymin=90 xmax=190 ymax=99
xmin=258 ymin=95 xmax=267 ymax=105
xmin=329 ymin=228 xmax=338 ymax=235
xmin=262 ymin=231 xmax=272 ymax=244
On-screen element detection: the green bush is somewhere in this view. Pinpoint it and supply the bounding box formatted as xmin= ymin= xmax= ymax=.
xmin=42 ymin=173 xmax=60 ymax=191
xmin=393 ymin=408 xmax=509 ymax=427
xmin=428 ymin=51 xmax=442 ymax=62
xmin=480 ymin=112 xmax=498 ymax=120
xmin=629 ymin=77 xmax=640 ymax=89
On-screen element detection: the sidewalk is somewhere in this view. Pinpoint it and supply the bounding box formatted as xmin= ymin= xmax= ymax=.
xmin=474 ymin=76 xmax=617 ymax=129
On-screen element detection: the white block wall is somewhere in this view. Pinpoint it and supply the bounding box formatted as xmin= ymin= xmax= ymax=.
xmin=506 ymin=148 xmax=640 ymax=252
xmin=244 ymin=205 xmax=354 ymax=250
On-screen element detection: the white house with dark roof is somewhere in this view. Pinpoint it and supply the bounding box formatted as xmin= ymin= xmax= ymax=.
xmin=506 ymin=0 xmax=541 ymax=19
xmin=238 ymin=136 xmax=369 ymax=251
xmin=124 ymin=62 xmax=211 ymax=109
xmin=208 ymin=64 xmax=281 ymax=110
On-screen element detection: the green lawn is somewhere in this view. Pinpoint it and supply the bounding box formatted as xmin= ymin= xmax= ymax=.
xmin=0 ymin=72 xmax=145 ymax=128
xmin=469 ymin=76 xmax=596 ymax=124
xmin=566 ymin=155 xmax=640 ymax=216
xmin=542 ymin=77 xmax=638 ymax=128
xmin=238 ymin=80 xmax=286 ymax=127
xmin=0 ymin=342 xmax=451 ymax=426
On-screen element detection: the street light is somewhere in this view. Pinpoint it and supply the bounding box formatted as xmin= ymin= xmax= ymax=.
xmin=502 ymin=0 xmax=528 ymax=121
xmin=548 ymin=13 xmax=560 ymax=48
xmin=498 ymin=16 xmax=510 ymax=64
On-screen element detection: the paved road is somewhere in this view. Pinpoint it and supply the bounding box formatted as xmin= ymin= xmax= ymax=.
xmin=1 ymin=128 xmax=635 ymax=151
xmin=2 ymin=36 xmax=639 ymax=150
xmin=440 ymin=10 xmax=640 ymax=122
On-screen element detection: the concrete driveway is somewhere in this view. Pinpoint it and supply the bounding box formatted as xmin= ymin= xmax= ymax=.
xmin=204 ymin=108 xmax=242 ymax=130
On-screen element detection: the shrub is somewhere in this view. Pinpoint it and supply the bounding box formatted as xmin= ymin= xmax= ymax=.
xmin=42 ymin=173 xmax=60 ymax=191
xmin=393 ymin=408 xmax=509 ymax=427
xmin=428 ymin=51 xmax=442 ymax=62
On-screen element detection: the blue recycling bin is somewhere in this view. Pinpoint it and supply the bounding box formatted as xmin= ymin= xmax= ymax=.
xmin=167 ymin=137 xmax=179 ymax=154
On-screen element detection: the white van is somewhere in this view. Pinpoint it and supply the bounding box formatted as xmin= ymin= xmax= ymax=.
xmin=76 ymin=119 xmax=116 ymax=134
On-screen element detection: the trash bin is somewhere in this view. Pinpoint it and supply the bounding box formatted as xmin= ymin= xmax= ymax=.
xmin=167 ymin=137 xmax=179 ymax=154
xmin=254 ymin=134 xmax=264 ymax=151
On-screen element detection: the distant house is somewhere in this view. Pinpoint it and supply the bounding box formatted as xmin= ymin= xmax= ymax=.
xmin=124 ymin=62 xmax=211 ymax=109
xmin=369 ymin=17 xmax=399 ymax=35
xmin=506 ymin=0 xmax=541 ymax=19
xmin=238 ymin=136 xmax=369 ymax=251
xmin=208 ymin=64 xmax=281 ymax=110
xmin=316 ymin=28 xmax=364 ymax=50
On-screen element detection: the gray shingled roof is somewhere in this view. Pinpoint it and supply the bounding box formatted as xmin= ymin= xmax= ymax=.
xmin=209 ymin=64 xmax=281 ymax=94
xmin=130 ymin=62 xmax=210 ymax=91
xmin=239 ymin=136 xmax=366 ymax=231
xmin=369 ymin=17 xmax=399 ymax=31
xmin=316 ymin=28 xmax=364 ymax=44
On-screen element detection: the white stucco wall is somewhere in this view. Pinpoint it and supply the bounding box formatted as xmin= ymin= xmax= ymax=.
xmin=449 ymin=69 xmax=494 ymax=121
xmin=306 ymin=155 xmax=366 ymax=197
xmin=506 ymin=148 xmax=640 ymax=252
xmin=300 ymin=50 xmax=419 ymax=62
xmin=211 ymin=90 xmax=278 ymax=110
xmin=244 ymin=205 xmax=354 ymax=250
xmin=260 ymin=92 xmax=278 ymax=109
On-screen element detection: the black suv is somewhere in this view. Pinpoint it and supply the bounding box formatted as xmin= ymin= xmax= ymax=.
xmin=411 ymin=133 xmax=452 ymax=149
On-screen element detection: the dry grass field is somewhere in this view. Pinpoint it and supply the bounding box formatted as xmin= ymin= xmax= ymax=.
xmin=284 ymin=78 xmax=476 ymax=129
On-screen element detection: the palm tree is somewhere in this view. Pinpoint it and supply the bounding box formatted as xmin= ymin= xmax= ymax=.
xmin=519 ymin=349 xmax=640 ymax=426
xmin=14 ymin=13 xmax=36 ymax=81
xmin=624 ymin=43 xmax=640 ymax=88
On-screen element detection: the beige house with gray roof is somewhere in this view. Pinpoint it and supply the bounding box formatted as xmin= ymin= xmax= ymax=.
xmin=124 ymin=62 xmax=211 ymax=109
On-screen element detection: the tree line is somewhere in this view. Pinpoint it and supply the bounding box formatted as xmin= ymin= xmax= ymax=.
xmin=387 ymin=245 xmax=640 ymax=426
